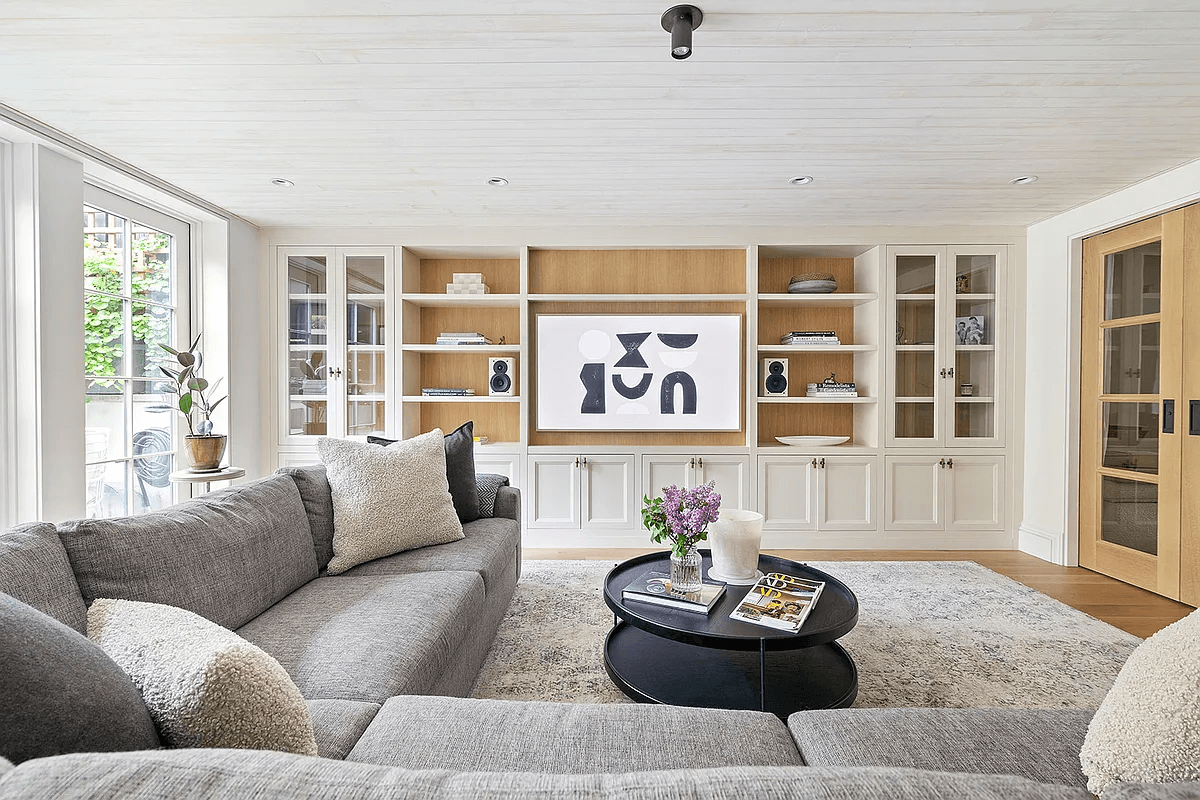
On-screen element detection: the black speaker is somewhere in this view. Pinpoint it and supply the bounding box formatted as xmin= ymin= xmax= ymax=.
xmin=761 ymin=358 xmax=788 ymax=395
xmin=489 ymin=357 xmax=514 ymax=396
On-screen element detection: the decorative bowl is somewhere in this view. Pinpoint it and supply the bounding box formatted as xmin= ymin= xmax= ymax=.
xmin=775 ymin=435 xmax=850 ymax=447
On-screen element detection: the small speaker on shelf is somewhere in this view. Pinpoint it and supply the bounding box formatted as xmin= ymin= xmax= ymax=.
xmin=489 ymin=357 xmax=515 ymax=396
xmin=761 ymin=357 xmax=789 ymax=396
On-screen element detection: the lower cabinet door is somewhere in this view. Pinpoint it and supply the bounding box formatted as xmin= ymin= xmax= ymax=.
xmin=757 ymin=456 xmax=818 ymax=532
xmin=580 ymin=454 xmax=637 ymax=531
xmin=474 ymin=451 xmax=521 ymax=488
xmin=818 ymin=456 xmax=877 ymax=530
xmin=697 ymin=455 xmax=751 ymax=510
xmin=946 ymin=455 xmax=1005 ymax=531
xmin=527 ymin=455 xmax=581 ymax=529
xmin=641 ymin=455 xmax=693 ymax=503
xmin=884 ymin=455 xmax=944 ymax=531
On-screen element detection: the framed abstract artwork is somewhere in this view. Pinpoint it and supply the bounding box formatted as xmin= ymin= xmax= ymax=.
xmin=535 ymin=314 xmax=742 ymax=431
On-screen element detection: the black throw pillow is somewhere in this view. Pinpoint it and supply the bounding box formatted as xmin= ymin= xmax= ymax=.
xmin=0 ymin=592 xmax=161 ymax=764
xmin=368 ymin=421 xmax=479 ymax=523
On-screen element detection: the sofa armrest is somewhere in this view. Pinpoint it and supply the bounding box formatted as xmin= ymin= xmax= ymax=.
xmin=493 ymin=486 xmax=520 ymax=526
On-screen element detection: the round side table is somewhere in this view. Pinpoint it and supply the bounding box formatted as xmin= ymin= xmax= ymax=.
xmin=168 ymin=466 xmax=246 ymax=493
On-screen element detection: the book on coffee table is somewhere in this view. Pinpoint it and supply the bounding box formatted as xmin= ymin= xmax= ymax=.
xmin=729 ymin=572 xmax=825 ymax=632
xmin=622 ymin=570 xmax=725 ymax=614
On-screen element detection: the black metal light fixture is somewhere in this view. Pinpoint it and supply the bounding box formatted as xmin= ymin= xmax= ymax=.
xmin=661 ymin=5 xmax=703 ymax=60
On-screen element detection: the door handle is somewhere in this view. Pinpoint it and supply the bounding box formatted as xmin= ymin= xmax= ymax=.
xmin=1163 ymin=399 xmax=1174 ymax=434
xmin=1191 ymin=400 xmax=1200 ymax=436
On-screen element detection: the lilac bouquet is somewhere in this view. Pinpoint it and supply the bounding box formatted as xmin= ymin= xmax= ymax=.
xmin=641 ymin=481 xmax=722 ymax=559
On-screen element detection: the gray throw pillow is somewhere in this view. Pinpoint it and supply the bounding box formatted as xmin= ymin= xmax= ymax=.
xmin=368 ymin=420 xmax=479 ymax=522
xmin=318 ymin=432 xmax=464 ymax=575
xmin=0 ymin=591 xmax=160 ymax=764
xmin=1081 ymin=607 xmax=1200 ymax=795
xmin=89 ymin=598 xmax=318 ymax=756
xmin=0 ymin=521 xmax=89 ymax=633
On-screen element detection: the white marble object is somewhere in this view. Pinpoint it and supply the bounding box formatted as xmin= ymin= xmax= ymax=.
xmin=708 ymin=508 xmax=765 ymax=585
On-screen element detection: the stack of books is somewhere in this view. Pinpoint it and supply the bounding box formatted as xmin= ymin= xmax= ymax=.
xmin=446 ymin=272 xmax=490 ymax=295
xmin=807 ymin=380 xmax=857 ymax=398
xmin=421 ymin=388 xmax=475 ymax=397
xmin=622 ymin=570 xmax=726 ymax=614
xmin=782 ymin=330 xmax=841 ymax=346
xmin=436 ymin=331 xmax=493 ymax=346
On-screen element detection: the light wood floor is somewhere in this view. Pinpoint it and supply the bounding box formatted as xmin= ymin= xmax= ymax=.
xmin=523 ymin=548 xmax=1195 ymax=639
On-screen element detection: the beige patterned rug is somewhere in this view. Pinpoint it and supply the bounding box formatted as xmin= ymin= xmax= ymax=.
xmin=470 ymin=560 xmax=1140 ymax=709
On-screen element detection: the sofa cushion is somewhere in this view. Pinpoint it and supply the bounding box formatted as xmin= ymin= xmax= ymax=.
xmin=89 ymin=598 xmax=318 ymax=756
xmin=0 ymin=756 xmax=9 ymax=776
xmin=789 ymin=707 xmax=1093 ymax=789
xmin=235 ymin=571 xmax=485 ymax=703
xmin=318 ymin=433 xmax=463 ymax=575
xmin=1105 ymin=783 xmax=1200 ymax=800
xmin=348 ymin=695 xmax=803 ymax=772
xmin=306 ymin=700 xmax=381 ymax=761
xmin=1081 ymin=607 xmax=1200 ymax=795
xmin=58 ymin=474 xmax=318 ymax=630
xmin=274 ymin=464 xmax=336 ymax=570
xmin=0 ymin=754 xmax=1095 ymax=800
xmin=337 ymin=516 xmax=519 ymax=596
xmin=0 ymin=522 xmax=88 ymax=633
xmin=368 ymin=420 xmax=479 ymax=523
xmin=0 ymin=592 xmax=160 ymax=764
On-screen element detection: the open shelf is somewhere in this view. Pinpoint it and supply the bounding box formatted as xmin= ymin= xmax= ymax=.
xmin=402 ymin=345 xmax=521 ymax=354
xmin=757 ymin=396 xmax=876 ymax=404
xmin=403 ymin=395 xmax=521 ymax=403
xmin=757 ymin=344 xmax=876 ymax=353
xmin=757 ymin=292 xmax=878 ymax=307
xmin=530 ymin=293 xmax=746 ymax=304
xmin=402 ymin=294 xmax=521 ymax=308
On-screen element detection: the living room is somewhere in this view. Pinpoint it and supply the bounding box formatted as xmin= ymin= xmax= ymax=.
xmin=2 ymin=3 xmax=1200 ymax=798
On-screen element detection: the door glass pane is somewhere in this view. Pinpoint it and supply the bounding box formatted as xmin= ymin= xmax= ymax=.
xmin=348 ymin=351 xmax=385 ymax=396
xmin=896 ymin=298 xmax=934 ymax=346
xmin=347 ymin=401 xmax=385 ymax=436
xmin=1103 ymin=323 xmax=1160 ymax=395
xmin=86 ymin=380 xmax=127 ymax=460
xmin=895 ymin=255 xmax=937 ymax=294
xmin=291 ymin=400 xmax=328 ymax=436
xmin=290 ymin=349 xmax=328 ymax=397
xmin=955 ymin=255 xmax=996 ymax=294
xmin=1104 ymin=242 xmax=1161 ymax=320
xmin=289 ymin=256 xmax=327 ymax=293
xmin=1100 ymin=475 xmax=1158 ymax=555
xmin=954 ymin=402 xmax=994 ymax=438
xmin=896 ymin=351 xmax=935 ymax=397
xmin=131 ymin=223 xmax=173 ymax=305
xmin=896 ymin=402 xmax=935 ymax=439
xmin=346 ymin=256 xmax=385 ymax=294
xmin=1101 ymin=402 xmax=1159 ymax=474
xmin=83 ymin=294 xmax=127 ymax=378
xmin=132 ymin=302 xmax=173 ymax=378
xmin=290 ymin=298 xmax=327 ymax=346
xmin=347 ymin=298 xmax=384 ymax=345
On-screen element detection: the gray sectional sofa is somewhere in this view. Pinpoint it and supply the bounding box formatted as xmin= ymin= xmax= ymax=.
xmin=0 ymin=466 xmax=1191 ymax=799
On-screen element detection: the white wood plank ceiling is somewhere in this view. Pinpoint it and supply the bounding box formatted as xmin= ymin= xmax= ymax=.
xmin=1 ymin=1 xmax=1198 ymax=230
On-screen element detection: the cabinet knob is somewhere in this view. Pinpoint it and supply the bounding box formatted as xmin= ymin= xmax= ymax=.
xmin=331 ymin=367 xmax=343 ymax=378
xmin=947 ymin=367 xmax=955 ymax=378
xmin=940 ymin=368 xmax=946 ymax=378
xmin=812 ymin=458 xmax=818 ymax=468
xmin=697 ymin=457 xmax=704 ymax=469
xmin=819 ymin=458 xmax=826 ymax=469
xmin=574 ymin=457 xmax=579 ymax=468
xmin=690 ymin=457 xmax=696 ymax=469
xmin=939 ymin=458 xmax=945 ymax=468
xmin=580 ymin=456 xmax=588 ymax=468
xmin=947 ymin=458 xmax=954 ymax=469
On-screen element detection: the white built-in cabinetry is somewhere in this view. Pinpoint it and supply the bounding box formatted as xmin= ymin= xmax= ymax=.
xmin=266 ymin=241 xmax=1015 ymax=550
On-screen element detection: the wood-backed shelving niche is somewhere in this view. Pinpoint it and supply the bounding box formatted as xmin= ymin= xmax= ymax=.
xmin=400 ymin=252 xmax=522 ymax=444
xmin=528 ymin=248 xmax=747 ymax=448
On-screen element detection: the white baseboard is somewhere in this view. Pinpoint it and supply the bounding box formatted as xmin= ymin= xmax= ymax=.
xmin=522 ymin=528 xmax=1014 ymax=551
xmin=1018 ymin=524 xmax=1067 ymax=565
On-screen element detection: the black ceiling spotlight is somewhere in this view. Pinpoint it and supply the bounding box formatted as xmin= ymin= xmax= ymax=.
xmin=661 ymin=5 xmax=703 ymax=60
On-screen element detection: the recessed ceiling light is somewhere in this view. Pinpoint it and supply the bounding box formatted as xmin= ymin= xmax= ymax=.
xmin=271 ymin=178 xmax=295 ymax=187
xmin=487 ymin=177 xmax=509 ymax=187
xmin=1010 ymin=175 xmax=1038 ymax=185
xmin=789 ymin=176 xmax=814 ymax=186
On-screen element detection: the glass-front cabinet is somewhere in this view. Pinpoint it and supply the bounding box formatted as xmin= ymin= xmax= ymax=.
xmin=886 ymin=245 xmax=1006 ymax=447
xmin=279 ymin=246 xmax=395 ymax=443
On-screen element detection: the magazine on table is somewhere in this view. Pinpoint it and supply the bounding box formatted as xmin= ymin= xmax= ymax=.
xmin=622 ymin=570 xmax=725 ymax=614
xmin=729 ymin=572 xmax=825 ymax=632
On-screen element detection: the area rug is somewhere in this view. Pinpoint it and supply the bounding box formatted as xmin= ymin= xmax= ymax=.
xmin=470 ymin=560 xmax=1141 ymax=709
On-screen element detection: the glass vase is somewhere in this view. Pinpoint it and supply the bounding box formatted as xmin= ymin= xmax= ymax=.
xmin=670 ymin=544 xmax=703 ymax=594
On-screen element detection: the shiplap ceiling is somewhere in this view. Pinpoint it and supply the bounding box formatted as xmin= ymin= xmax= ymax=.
xmin=1 ymin=1 xmax=1199 ymax=230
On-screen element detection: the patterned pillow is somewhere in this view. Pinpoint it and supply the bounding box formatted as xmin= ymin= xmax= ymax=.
xmin=88 ymin=598 xmax=317 ymax=756
xmin=476 ymin=473 xmax=510 ymax=518
xmin=318 ymin=431 xmax=464 ymax=575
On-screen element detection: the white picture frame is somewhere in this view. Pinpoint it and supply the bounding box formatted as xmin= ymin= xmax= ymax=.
xmin=536 ymin=314 xmax=742 ymax=431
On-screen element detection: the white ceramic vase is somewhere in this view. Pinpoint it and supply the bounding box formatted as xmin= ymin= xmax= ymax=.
xmin=707 ymin=508 xmax=765 ymax=585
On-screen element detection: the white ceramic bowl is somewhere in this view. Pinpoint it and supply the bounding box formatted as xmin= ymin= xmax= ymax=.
xmin=775 ymin=435 xmax=850 ymax=447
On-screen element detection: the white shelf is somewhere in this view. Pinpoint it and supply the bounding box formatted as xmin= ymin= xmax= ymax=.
xmin=756 ymin=443 xmax=877 ymax=453
xmin=346 ymin=292 xmax=385 ymax=301
xmin=954 ymin=396 xmax=995 ymax=403
xmin=894 ymin=397 xmax=935 ymax=404
xmin=530 ymin=293 xmax=746 ymax=303
xmin=757 ymin=396 xmax=876 ymax=404
xmin=402 ymin=344 xmax=521 ymax=354
xmin=895 ymin=345 xmax=935 ymax=351
xmin=402 ymin=395 xmax=520 ymax=403
xmin=954 ymin=344 xmax=995 ymax=351
xmin=757 ymin=293 xmax=878 ymax=308
xmin=288 ymin=395 xmax=327 ymax=402
xmin=348 ymin=344 xmax=386 ymax=352
xmin=288 ymin=344 xmax=327 ymax=351
xmin=895 ymin=293 xmax=936 ymax=301
xmin=955 ymin=293 xmax=996 ymax=301
xmin=758 ymin=344 xmax=876 ymax=353
xmin=346 ymin=393 xmax=385 ymax=401
xmin=401 ymin=293 xmax=521 ymax=308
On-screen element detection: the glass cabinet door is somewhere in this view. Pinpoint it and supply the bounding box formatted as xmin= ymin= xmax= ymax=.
xmin=286 ymin=252 xmax=330 ymax=437
xmin=344 ymin=253 xmax=389 ymax=437
xmin=947 ymin=248 xmax=1005 ymax=446
xmin=891 ymin=250 xmax=941 ymax=444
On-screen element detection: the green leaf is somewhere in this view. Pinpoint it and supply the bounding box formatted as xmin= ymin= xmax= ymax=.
xmin=187 ymin=377 xmax=209 ymax=392
xmin=160 ymin=366 xmax=179 ymax=381
xmin=208 ymin=396 xmax=226 ymax=413
xmin=189 ymin=333 xmax=202 ymax=352
xmin=178 ymin=394 xmax=193 ymax=415
xmin=177 ymin=352 xmax=195 ymax=367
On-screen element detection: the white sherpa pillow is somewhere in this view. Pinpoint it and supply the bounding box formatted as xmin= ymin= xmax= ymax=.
xmin=317 ymin=431 xmax=464 ymax=575
xmin=1080 ymin=607 xmax=1200 ymax=795
xmin=87 ymin=599 xmax=317 ymax=756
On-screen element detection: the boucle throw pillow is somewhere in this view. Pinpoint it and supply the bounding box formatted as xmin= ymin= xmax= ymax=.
xmin=318 ymin=431 xmax=464 ymax=575
xmin=88 ymin=599 xmax=318 ymax=756
xmin=367 ymin=420 xmax=479 ymax=523
xmin=1080 ymin=607 xmax=1200 ymax=795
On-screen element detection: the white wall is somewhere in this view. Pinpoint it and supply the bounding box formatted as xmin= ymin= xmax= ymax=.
xmin=1021 ymin=159 xmax=1200 ymax=565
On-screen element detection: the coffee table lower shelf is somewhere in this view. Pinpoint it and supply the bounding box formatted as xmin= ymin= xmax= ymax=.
xmin=603 ymin=621 xmax=857 ymax=718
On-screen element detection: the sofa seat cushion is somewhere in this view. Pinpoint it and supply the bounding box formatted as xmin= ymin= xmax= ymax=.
xmin=0 ymin=753 xmax=1094 ymax=800
xmin=348 ymin=696 xmax=804 ymax=773
xmin=0 ymin=522 xmax=88 ymax=633
xmin=236 ymin=571 xmax=485 ymax=703
xmin=335 ymin=517 xmax=519 ymax=596
xmin=58 ymin=474 xmax=318 ymax=630
xmin=306 ymin=700 xmax=381 ymax=760
xmin=0 ymin=592 xmax=160 ymax=765
xmin=789 ymin=707 xmax=1094 ymax=789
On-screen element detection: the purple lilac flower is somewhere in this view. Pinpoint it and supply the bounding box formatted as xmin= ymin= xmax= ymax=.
xmin=662 ymin=481 xmax=721 ymax=546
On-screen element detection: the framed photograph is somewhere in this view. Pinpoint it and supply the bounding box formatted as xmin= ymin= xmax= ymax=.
xmin=535 ymin=314 xmax=742 ymax=431
xmin=956 ymin=315 xmax=986 ymax=345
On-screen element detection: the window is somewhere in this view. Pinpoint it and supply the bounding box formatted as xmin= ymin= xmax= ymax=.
xmin=83 ymin=189 xmax=189 ymax=517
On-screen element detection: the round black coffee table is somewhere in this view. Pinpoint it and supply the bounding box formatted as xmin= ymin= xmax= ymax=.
xmin=602 ymin=551 xmax=859 ymax=718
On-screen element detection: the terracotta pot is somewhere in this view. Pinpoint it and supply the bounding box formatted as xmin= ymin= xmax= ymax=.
xmin=184 ymin=435 xmax=227 ymax=471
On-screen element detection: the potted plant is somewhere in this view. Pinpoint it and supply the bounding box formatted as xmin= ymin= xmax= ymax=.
xmin=641 ymin=481 xmax=721 ymax=593
xmin=160 ymin=334 xmax=227 ymax=471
